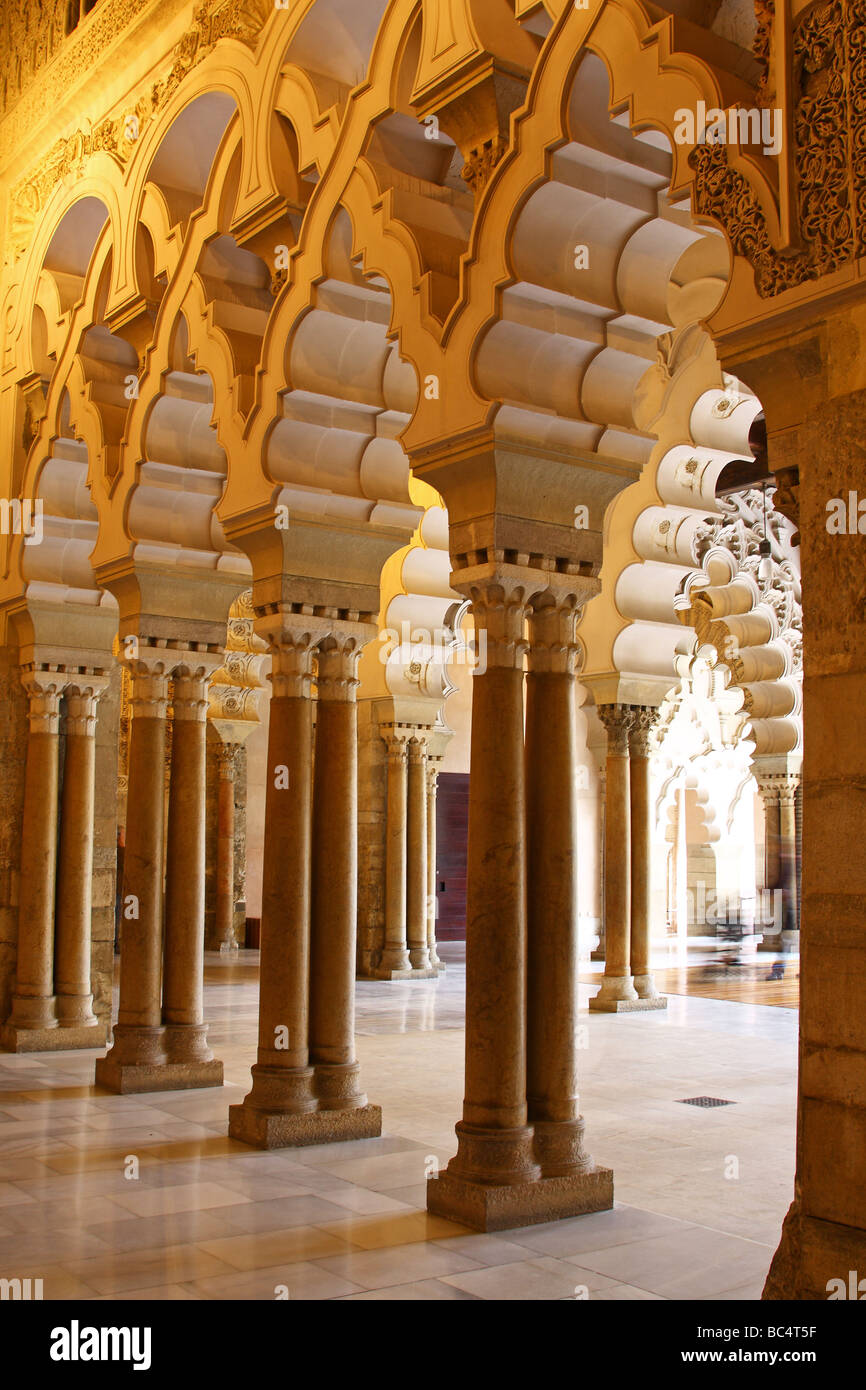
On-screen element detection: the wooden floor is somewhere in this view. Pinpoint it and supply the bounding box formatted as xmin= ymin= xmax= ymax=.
xmin=649 ymin=961 xmax=800 ymax=1010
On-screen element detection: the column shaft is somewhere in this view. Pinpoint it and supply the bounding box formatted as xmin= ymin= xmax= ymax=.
xmin=591 ymin=705 xmax=638 ymax=1010
xmin=629 ymin=708 xmax=664 ymax=1006
xmin=229 ymin=638 xmax=317 ymax=1139
xmin=162 ymin=672 xmax=219 ymax=1074
xmin=96 ymin=664 xmax=169 ymax=1080
xmin=215 ymin=745 xmax=237 ymax=949
xmin=525 ymin=595 xmax=592 ymax=1175
xmin=5 ymin=677 xmax=62 ymax=1033
xmin=54 ymin=688 xmax=102 ymax=1028
xmin=406 ymin=736 xmax=432 ymax=971
xmin=378 ymin=736 xmax=410 ymax=975
xmin=426 ymin=764 xmax=443 ymax=971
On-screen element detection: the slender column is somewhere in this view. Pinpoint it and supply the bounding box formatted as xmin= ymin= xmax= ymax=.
xmin=406 ymin=733 xmax=433 ymax=972
xmin=756 ymin=777 xmax=782 ymax=948
xmin=376 ymin=732 xmax=411 ymax=976
xmin=433 ymin=579 xmax=538 ymax=1186
xmin=525 ymin=591 xmax=594 ymax=1175
xmin=162 ymin=667 xmax=222 ymax=1080
xmin=96 ymin=659 xmax=170 ymax=1086
xmin=628 ymin=707 xmax=666 ymax=1008
xmin=778 ymin=777 xmax=799 ymax=941
xmin=3 ymin=672 xmax=63 ymax=1038
xmin=229 ymin=630 xmax=319 ymax=1143
xmin=426 ymin=761 xmax=444 ymax=971
xmin=54 ymin=683 xmax=107 ymax=1029
xmin=215 ymin=743 xmax=239 ymax=951
xmin=309 ymin=630 xmax=380 ymax=1136
xmin=590 ymin=704 xmax=639 ymax=1010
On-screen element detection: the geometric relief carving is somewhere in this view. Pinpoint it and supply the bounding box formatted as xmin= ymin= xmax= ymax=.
xmin=690 ymin=0 xmax=860 ymax=297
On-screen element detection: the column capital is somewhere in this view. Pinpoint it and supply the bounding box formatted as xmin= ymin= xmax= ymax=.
xmin=597 ymin=703 xmax=634 ymax=757
xmin=527 ymin=591 xmax=584 ymax=675
xmin=216 ymin=742 xmax=240 ymax=780
xmin=426 ymin=761 xmax=441 ymax=793
xmin=316 ymin=627 xmax=376 ymax=702
xmin=451 ymin=575 xmax=529 ymax=670
xmin=756 ymin=771 xmax=800 ymax=805
xmin=126 ymin=660 xmax=171 ymax=720
xmin=19 ymin=666 xmax=64 ymax=733
xmin=171 ymin=670 xmax=212 ymax=723
xmin=627 ymin=705 xmax=659 ymax=758
xmin=407 ymin=733 xmax=429 ymax=764
xmin=64 ymin=678 xmax=110 ymax=737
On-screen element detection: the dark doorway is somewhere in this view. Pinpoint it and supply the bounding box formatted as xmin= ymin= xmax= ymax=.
xmin=435 ymin=771 xmax=468 ymax=940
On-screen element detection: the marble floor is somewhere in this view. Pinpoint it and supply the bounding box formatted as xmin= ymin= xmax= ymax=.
xmin=0 ymin=944 xmax=797 ymax=1300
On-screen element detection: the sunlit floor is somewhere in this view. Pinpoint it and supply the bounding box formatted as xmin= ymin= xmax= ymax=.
xmin=0 ymin=943 xmax=797 ymax=1300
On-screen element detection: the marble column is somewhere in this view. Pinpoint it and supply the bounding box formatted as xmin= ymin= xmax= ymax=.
xmin=1 ymin=672 xmax=63 ymax=1048
xmin=756 ymin=777 xmax=782 ymax=949
xmin=54 ymin=683 xmax=107 ymax=1039
xmin=428 ymin=574 xmax=612 ymax=1230
xmin=215 ymin=742 xmax=239 ymax=952
xmin=778 ymin=777 xmax=799 ymax=946
xmin=229 ymin=630 xmax=319 ymax=1145
xmin=376 ymin=732 xmax=412 ymax=977
xmin=628 ymin=707 xmax=666 ymax=1009
xmin=162 ymin=668 xmax=222 ymax=1084
xmin=96 ymin=658 xmax=170 ymax=1090
xmin=308 ymin=632 xmax=381 ymax=1135
xmin=426 ymin=760 xmax=444 ymax=972
xmin=525 ymin=592 xmax=596 ymax=1176
xmin=591 ymin=704 xmax=640 ymax=1011
xmin=406 ymin=734 xmax=435 ymax=974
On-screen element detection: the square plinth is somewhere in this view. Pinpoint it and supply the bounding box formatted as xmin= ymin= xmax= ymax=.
xmin=1 ymin=1022 xmax=108 ymax=1053
xmin=228 ymin=1102 xmax=383 ymax=1149
xmin=589 ymin=995 xmax=668 ymax=1013
xmin=94 ymin=1057 xmax=224 ymax=1094
xmin=426 ymin=1165 xmax=614 ymax=1232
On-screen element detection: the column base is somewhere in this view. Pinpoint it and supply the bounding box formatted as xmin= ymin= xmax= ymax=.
xmin=219 ymin=941 xmax=239 ymax=955
xmin=94 ymin=1056 xmax=224 ymax=1094
xmin=1 ymin=1020 xmax=107 ymax=1053
xmin=589 ymin=992 xmax=668 ymax=1013
xmin=228 ymin=1101 xmax=382 ymax=1149
xmin=427 ymin=1164 xmax=613 ymax=1232
xmin=373 ymin=965 xmax=440 ymax=980
xmin=631 ymin=975 xmax=668 ymax=1008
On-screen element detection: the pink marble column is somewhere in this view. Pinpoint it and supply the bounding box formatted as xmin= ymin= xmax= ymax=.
xmin=2 ymin=672 xmax=63 ymax=1043
xmin=308 ymin=631 xmax=381 ymax=1135
xmin=54 ymin=682 xmax=107 ymax=1034
xmin=162 ymin=666 xmax=222 ymax=1082
xmin=96 ymin=657 xmax=170 ymax=1088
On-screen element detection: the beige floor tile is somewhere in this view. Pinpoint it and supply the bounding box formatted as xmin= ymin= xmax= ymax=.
xmin=197 ymin=1226 xmax=354 ymax=1270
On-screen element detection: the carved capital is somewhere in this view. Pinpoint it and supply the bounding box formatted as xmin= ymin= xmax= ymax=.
xmin=454 ymin=578 xmax=529 ymax=671
xmin=316 ymin=630 xmax=373 ymax=703
xmin=527 ymin=592 xmax=583 ymax=675
xmin=20 ymin=666 xmax=63 ymax=734
xmin=171 ymin=672 xmax=211 ymax=723
xmin=627 ymin=705 xmax=658 ymax=758
xmin=597 ymin=703 xmax=635 ymax=758
xmin=217 ymin=743 xmax=240 ymax=781
xmin=64 ymin=680 xmax=109 ymax=737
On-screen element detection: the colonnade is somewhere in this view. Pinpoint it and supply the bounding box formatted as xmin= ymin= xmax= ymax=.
xmin=590 ymin=704 xmax=666 ymax=1013
xmin=1 ymin=667 xmax=108 ymax=1051
xmin=95 ymin=651 xmax=223 ymax=1092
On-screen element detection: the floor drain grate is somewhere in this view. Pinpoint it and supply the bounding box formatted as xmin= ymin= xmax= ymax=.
xmin=678 ymin=1096 xmax=735 ymax=1108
